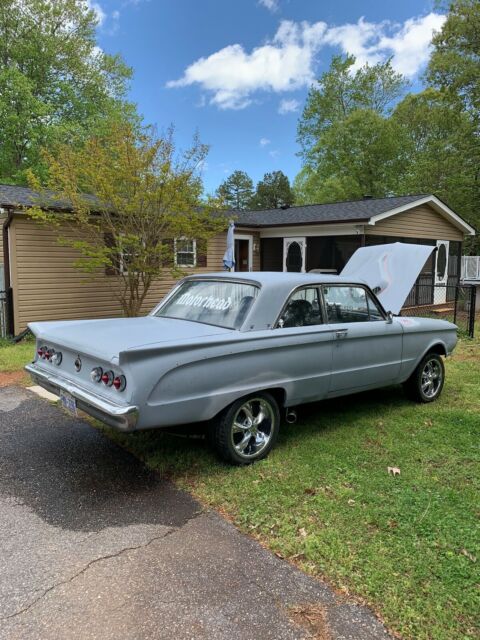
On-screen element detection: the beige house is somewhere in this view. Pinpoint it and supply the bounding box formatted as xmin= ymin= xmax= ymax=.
xmin=1 ymin=185 xmax=475 ymax=336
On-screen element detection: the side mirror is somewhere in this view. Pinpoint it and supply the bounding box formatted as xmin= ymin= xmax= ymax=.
xmin=386 ymin=311 xmax=393 ymax=324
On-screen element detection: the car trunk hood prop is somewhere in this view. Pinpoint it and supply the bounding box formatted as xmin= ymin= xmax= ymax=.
xmin=341 ymin=242 xmax=436 ymax=315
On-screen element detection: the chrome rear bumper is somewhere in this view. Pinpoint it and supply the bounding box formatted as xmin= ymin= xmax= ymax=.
xmin=25 ymin=363 xmax=139 ymax=431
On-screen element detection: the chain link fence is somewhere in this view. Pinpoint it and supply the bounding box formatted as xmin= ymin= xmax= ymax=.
xmin=401 ymin=282 xmax=476 ymax=337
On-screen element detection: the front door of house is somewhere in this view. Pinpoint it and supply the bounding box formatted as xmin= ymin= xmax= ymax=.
xmin=284 ymin=237 xmax=306 ymax=272
xmin=234 ymin=235 xmax=252 ymax=271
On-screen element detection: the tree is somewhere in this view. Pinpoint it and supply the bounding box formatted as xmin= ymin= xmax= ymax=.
xmin=297 ymin=55 xmax=407 ymax=161
xmin=393 ymin=88 xmax=480 ymax=248
xmin=251 ymin=171 xmax=294 ymax=209
xmin=0 ymin=0 xmax=134 ymax=183
xmin=28 ymin=123 xmax=226 ymax=317
xmin=428 ymin=0 xmax=480 ymax=117
xmin=426 ymin=0 xmax=480 ymax=250
xmin=295 ymin=110 xmax=407 ymax=203
xmin=216 ymin=170 xmax=254 ymax=210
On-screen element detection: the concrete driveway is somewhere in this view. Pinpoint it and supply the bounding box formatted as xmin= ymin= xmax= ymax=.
xmin=0 ymin=386 xmax=391 ymax=640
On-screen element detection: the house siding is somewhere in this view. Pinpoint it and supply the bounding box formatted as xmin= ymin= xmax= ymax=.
xmin=10 ymin=214 xmax=231 ymax=333
xmin=366 ymin=204 xmax=464 ymax=241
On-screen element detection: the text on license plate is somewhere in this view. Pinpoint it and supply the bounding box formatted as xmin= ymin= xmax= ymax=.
xmin=60 ymin=391 xmax=77 ymax=416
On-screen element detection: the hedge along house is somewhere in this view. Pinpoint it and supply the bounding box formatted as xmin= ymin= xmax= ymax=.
xmin=0 ymin=185 xmax=475 ymax=336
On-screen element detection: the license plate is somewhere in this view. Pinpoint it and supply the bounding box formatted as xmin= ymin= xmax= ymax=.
xmin=60 ymin=391 xmax=77 ymax=416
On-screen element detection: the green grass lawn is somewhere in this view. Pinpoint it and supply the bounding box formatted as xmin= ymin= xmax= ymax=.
xmin=107 ymin=337 xmax=480 ymax=640
xmin=0 ymin=338 xmax=34 ymax=374
xmin=1 ymin=335 xmax=478 ymax=638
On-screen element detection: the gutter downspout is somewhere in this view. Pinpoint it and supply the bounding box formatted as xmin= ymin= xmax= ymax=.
xmin=2 ymin=207 xmax=15 ymax=336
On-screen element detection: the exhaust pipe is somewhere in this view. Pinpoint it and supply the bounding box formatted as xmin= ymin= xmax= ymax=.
xmin=285 ymin=408 xmax=297 ymax=424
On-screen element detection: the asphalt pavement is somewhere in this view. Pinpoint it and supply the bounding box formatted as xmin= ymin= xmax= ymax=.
xmin=0 ymin=386 xmax=392 ymax=640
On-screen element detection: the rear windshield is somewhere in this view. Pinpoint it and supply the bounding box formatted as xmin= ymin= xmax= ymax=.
xmin=155 ymin=280 xmax=259 ymax=329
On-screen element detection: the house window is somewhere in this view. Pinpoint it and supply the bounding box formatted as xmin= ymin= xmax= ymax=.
xmin=119 ymin=244 xmax=135 ymax=275
xmin=175 ymin=238 xmax=197 ymax=267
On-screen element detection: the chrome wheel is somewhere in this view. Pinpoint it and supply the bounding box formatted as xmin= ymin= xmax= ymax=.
xmin=421 ymin=358 xmax=443 ymax=398
xmin=230 ymin=398 xmax=274 ymax=460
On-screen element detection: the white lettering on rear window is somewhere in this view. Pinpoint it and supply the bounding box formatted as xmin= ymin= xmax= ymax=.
xmin=177 ymin=293 xmax=232 ymax=311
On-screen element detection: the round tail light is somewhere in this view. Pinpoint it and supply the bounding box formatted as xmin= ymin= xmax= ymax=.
xmin=45 ymin=349 xmax=54 ymax=360
xmin=113 ymin=375 xmax=126 ymax=392
xmin=101 ymin=370 xmax=114 ymax=386
xmin=52 ymin=352 xmax=62 ymax=366
xmin=37 ymin=346 xmax=47 ymax=358
xmin=90 ymin=367 xmax=103 ymax=383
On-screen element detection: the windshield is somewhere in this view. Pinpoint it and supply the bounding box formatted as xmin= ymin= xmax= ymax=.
xmin=155 ymin=280 xmax=259 ymax=329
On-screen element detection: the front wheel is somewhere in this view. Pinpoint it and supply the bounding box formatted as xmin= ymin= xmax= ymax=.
xmin=403 ymin=353 xmax=445 ymax=403
xmin=209 ymin=392 xmax=280 ymax=465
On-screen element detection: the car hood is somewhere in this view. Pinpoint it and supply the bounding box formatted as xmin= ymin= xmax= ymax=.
xmin=28 ymin=316 xmax=232 ymax=362
xmin=341 ymin=242 xmax=436 ymax=314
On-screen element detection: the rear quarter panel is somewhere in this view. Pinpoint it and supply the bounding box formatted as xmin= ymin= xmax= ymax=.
xmin=122 ymin=327 xmax=334 ymax=428
xmin=396 ymin=317 xmax=457 ymax=382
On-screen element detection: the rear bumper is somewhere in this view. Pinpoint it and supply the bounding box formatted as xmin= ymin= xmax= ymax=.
xmin=25 ymin=363 xmax=139 ymax=431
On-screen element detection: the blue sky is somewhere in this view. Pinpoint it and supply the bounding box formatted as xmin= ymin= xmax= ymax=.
xmin=92 ymin=0 xmax=444 ymax=194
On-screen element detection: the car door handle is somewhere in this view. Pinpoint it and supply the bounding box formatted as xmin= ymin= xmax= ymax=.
xmin=335 ymin=329 xmax=348 ymax=339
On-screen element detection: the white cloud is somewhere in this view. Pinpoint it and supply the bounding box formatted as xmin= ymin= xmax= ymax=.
xmin=378 ymin=13 xmax=446 ymax=76
xmin=86 ymin=0 xmax=106 ymax=25
xmin=278 ymin=98 xmax=300 ymax=114
xmin=259 ymin=137 xmax=271 ymax=147
xmin=269 ymin=149 xmax=280 ymax=158
xmin=167 ymin=20 xmax=327 ymax=109
xmin=259 ymin=0 xmax=279 ymax=12
xmin=325 ymin=13 xmax=446 ymax=76
xmin=167 ymin=13 xmax=445 ymax=109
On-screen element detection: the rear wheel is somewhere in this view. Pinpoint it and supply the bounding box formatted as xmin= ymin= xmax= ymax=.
xmin=209 ymin=392 xmax=280 ymax=465
xmin=403 ymin=353 xmax=445 ymax=403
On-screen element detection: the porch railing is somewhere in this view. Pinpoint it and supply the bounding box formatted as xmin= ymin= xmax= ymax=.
xmin=402 ymin=283 xmax=476 ymax=338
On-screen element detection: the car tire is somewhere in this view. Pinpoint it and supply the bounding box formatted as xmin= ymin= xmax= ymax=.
xmin=209 ymin=392 xmax=280 ymax=465
xmin=403 ymin=352 xmax=445 ymax=403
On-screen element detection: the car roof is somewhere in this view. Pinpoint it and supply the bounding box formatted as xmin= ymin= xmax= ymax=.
xmin=185 ymin=271 xmax=365 ymax=287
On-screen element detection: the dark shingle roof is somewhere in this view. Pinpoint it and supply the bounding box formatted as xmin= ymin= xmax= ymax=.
xmin=234 ymin=195 xmax=428 ymax=227
xmin=0 ymin=183 xmax=99 ymax=210
xmin=0 ymin=184 xmax=428 ymax=228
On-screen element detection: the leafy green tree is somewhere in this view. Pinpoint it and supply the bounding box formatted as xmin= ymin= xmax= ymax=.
xmin=28 ymin=123 xmax=225 ymax=317
xmin=426 ymin=0 xmax=480 ymax=250
xmin=295 ymin=110 xmax=407 ymax=203
xmin=428 ymin=0 xmax=480 ymax=116
xmin=393 ymin=88 xmax=480 ymax=248
xmin=0 ymin=0 xmax=134 ymax=183
xmin=251 ymin=171 xmax=294 ymax=209
xmin=216 ymin=170 xmax=254 ymax=210
xmin=298 ymin=55 xmax=407 ymax=161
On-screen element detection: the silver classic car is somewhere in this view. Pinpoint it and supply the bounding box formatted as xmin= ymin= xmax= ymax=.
xmin=26 ymin=243 xmax=457 ymax=465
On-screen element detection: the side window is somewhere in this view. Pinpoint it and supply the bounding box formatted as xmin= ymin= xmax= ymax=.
xmin=366 ymin=291 xmax=384 ymax=321
xmin=278 ymin=287 xmax=323 ymax=328
xmin=323 ymin=286 xmax=380 ymax=323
